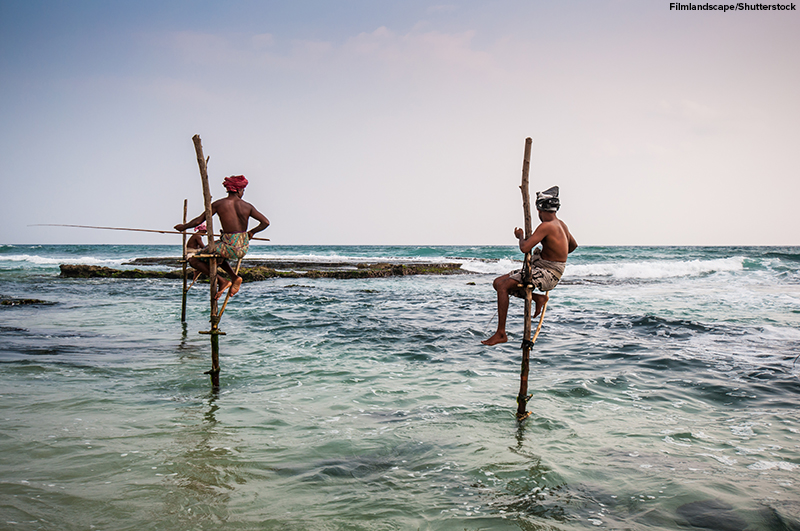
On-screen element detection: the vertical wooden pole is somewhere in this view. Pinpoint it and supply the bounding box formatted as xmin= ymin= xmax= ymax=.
xmin=181 ymin=199 xmax=188 ymax=322
xmin=192 ymin=134 xmax=221 ymax=389
xmin=516 ymin=137 xmax=534 ymax=421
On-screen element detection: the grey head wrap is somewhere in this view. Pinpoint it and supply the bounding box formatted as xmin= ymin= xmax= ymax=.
xmin=536 ymin=186 xmax=560 ymax=212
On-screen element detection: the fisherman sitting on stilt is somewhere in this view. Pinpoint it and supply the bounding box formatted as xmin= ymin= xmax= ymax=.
xmin=186 ymin=223 xmax=207 ymax=285
xmin=175 ymin=175 xmax=270 ymax=299
xmin=482 ymin=186 xmax=578 ymax=346
xmin=186 ymin=223 xmax=207 ymax=257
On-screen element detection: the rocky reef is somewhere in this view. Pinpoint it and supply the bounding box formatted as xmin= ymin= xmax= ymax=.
xmin=1 ymin=296 xmax=55 ymax=306
xmin=59 ymin=259 xmax=466 ymax=282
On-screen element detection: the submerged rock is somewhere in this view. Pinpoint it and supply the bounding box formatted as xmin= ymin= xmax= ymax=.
xmin=0 ymin=296 xmax=54 ymax=306
xmin=59 ymin=264 xmax=183 ymax=279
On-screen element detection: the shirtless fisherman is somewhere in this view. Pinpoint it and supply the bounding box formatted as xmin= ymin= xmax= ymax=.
xmin=186 ymin=223 xmax=208 ymax=285
xmin=186 ymin=223 xmax=207 ymax=258
xmin=482 ymin=186 xmax=577 ymax=346
xmin=175 ymin=175 xmax=270 ymax=299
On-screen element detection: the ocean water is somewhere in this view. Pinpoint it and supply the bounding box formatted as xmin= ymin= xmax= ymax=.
xmin=1 ymin=244 xmax=799 ymax=530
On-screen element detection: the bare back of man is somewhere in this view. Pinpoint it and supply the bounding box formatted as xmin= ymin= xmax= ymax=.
xmin=212 ymin=195 xmax=262 ymax=234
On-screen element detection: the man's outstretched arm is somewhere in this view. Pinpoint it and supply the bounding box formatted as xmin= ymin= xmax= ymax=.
xmin=175 ymin=212 xmax=207 ymax=232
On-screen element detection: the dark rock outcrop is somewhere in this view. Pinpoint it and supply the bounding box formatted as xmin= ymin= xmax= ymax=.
xmin=59 ymin=261 xmax=466 ymax=282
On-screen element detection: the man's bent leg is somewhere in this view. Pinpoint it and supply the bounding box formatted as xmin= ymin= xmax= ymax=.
xmin=215 ymin=279 xmax=232 ymax=300
xmin=219 ymin=260 xmax=243 ymax=296
xmin=188 ymin=257 xmax=210 ymax=277
xmin=230 ymin=276 xmax=243 ymax=296
xmin=482 ymin=275 xmax=517 ymax=345
xmin=190 ymin=257 xmax=231 ymax=299
xmin=532 ymin=292 xmax=549 ymax=318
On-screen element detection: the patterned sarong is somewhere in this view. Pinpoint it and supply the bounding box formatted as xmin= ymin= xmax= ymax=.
xmin=198 ymin=232 xmax=250 ymax=261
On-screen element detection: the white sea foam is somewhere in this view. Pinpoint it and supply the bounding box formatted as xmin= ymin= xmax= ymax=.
xmin=245 ymin=251 xmax=350 ymax=261
xmin=0 ymin=254 xmax=122 ymax=267
xmin=245 ymin=251 xmax=454 ymax=265
xmin=443 ymin=255 xmax=747 ymax=279
xmin=747 ymin=461 xmax=798 ymax=471
xmin=566 ymin=256 xmax=744 ymax=280
xmin=459 ymin=258 xmax=520 ymax=275
xmin=697 ymin=453 xmax=737 ymax=466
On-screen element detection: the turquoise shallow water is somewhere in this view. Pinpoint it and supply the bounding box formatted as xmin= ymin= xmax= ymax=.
xmin=1 ymin=245 xmax=800 ymax=530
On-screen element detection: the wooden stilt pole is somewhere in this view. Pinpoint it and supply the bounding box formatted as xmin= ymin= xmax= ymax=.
xmin=192 ymin=135 xmax=221 ymax=389
xmin=181 ymin=199 xmax=188 ymax=323
xmin=517 ymin=137 xmax=534 ymax=421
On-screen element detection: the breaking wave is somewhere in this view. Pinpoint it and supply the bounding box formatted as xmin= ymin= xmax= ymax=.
xmin=566 ymin=256 xmax=744 ymax=280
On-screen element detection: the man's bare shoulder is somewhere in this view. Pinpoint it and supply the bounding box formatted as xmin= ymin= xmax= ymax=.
xmin=539 ymin=218 xmax=564 ymax=233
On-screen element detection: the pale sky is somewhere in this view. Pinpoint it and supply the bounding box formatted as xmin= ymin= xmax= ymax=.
xmin=1 ymin=1 xmax=798 ymax=246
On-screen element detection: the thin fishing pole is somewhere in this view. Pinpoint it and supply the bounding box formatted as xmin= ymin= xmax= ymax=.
xmin=29 ymin=224 xmax=270 ymax=241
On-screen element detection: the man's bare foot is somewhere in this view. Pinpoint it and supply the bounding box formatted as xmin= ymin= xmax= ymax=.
xmin=230 ymin=276 xmax=243 ymax=296
xmin=481 ymin=332 xmax=508 ymax=346
xmin=533 ymin=293 xmax=549 ymax=318
xmin=215 ymin=279 xmax=232 ymax=300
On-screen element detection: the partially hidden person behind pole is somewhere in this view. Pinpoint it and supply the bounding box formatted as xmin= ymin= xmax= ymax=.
xmin=186 ymin=223 xmax=207 ymax=285
xmin=186 ymin=223 xmax=207 ymax=258
xmin=175 ymin=175 xmax=270 ymax=299
xmin=482 ymin=186 xmax=577 ymax=346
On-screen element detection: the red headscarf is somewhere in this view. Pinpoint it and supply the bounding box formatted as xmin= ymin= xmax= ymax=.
xmin=223 ymin=175 xmax=249 ymax=192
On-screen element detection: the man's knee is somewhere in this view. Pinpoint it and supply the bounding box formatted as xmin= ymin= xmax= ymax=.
xmin=493 ymin=275 xmax=517 ymax=292
xmin=189 ymin=257 xmax=208 ymax=271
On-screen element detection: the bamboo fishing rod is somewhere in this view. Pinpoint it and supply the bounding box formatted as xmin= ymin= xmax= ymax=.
xmin=29 ymin=224 xmax=270 ymax=242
